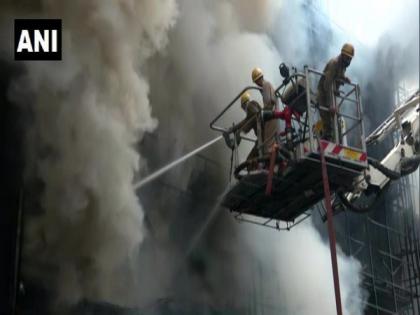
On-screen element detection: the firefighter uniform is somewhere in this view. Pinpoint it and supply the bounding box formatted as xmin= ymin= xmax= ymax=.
xmin=261 ymin=80 xmax=279 ymax=152
xmin=317 ymin=43 xmax=354 ymax=141
xmin=252 ymin=68 xmax=279 ymax=153
xmin=234 ymin=93 xmax=261 ymax=162
xmin=237 ymin=100 xmax=260 ymax=134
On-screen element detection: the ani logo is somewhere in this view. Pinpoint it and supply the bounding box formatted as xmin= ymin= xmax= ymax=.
xmin=15 ymin=19 xmax=62 ymax=61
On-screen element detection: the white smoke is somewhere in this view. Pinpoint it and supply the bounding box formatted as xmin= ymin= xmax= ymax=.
xmin=5 ymin=0 xmax=178 ymax=308
xmin=142 ymin=0 xmax=368 ymax=314
xmin=243 ymin=223 xmax=366 ymax=315
xmin=6 ymin=0 xmax=416 ymax=312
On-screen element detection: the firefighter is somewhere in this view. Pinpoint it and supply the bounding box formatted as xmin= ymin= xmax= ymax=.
xmin=222 ymin=92 xmax=261 ymax=170
xmin=235 ymin=92 xmax=261 ymax=134
xmin=252 ymin=67 xmax=279 ymax=152
xmin=317 ymin=43 xmax=354 ymax=141
xmin=252 ymin=67 xmax=278 ymax=110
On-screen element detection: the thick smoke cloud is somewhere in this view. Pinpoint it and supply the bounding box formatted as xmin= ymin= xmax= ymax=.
xmin=1 ymin=0 xmax=178 ymax=309
xmin=243 ymin=223 xmax=365 ymax=315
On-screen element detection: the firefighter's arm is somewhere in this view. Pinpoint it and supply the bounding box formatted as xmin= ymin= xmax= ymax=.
xmin=234 ymin=118 xmax=246 ymax=132
xmin=223 ymin=125 xmax=242 ymax=149
xmin=333 ymin=77 xmax=350 ymax=97
xmin=262 ymin=109 xmax=285 ymax=121
xmin=336 ymin=76 xmax=351 ymax=85
xmin=242 ymin=102 xmax=261 ymax=133
xmin=241 ymin=116 xmax=255 ymax=133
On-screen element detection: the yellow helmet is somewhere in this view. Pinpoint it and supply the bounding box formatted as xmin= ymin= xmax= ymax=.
xmin=241 ymin=92 xmax=251 ymax=105
xmin=252 ymin=67 xmax=263 ymax=82
xmin=341 ymin=43 xmax=355 ymax=58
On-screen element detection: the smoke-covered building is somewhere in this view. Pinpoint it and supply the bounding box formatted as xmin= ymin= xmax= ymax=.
xmin=0 ymin=1 xmax=419 ymax=315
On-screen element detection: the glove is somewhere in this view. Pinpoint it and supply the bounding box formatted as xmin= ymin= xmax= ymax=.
xmin=223 ymin=131 xmax=235 ymax=150
xmin=235 ymin=130 xmax=242 ymax=146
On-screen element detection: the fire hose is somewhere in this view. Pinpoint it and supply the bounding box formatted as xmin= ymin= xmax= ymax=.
xmin=339 ymin=155 xmax=420 ymax=213
xmin=368 ymin=155 xmax=420 ymax=180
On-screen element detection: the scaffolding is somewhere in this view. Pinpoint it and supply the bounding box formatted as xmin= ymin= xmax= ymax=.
xmin=338 ymin=176 xmax=419 ymax=314
xmin=337 ymin=87 xmax=420 ymax=315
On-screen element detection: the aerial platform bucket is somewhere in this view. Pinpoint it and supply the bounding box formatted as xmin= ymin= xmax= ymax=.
xmin=211 ymin=66 xmax=368 ymax=226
